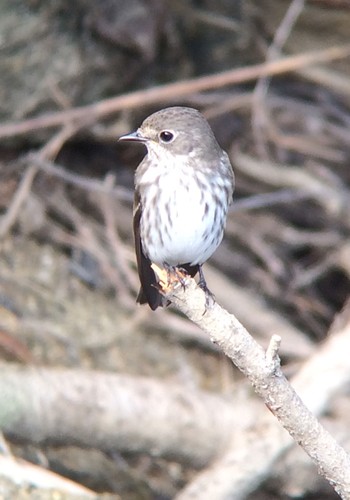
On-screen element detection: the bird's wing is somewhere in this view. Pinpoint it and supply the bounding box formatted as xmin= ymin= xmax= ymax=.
xmin=133 ymin=190 xmax=161 ymax=310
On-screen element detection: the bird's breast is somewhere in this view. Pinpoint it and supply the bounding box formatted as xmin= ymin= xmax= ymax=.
xmin=137 ymin=159 xmax=228 ymax=266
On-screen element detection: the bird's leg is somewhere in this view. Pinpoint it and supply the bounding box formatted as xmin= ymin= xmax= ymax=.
xmin=198 ymin=265 xmax=215 ymax=309
xmin=164 ymin=262 xmax=188 ymax=289
xmin=163 ymin=262 xmax=175 ymax=282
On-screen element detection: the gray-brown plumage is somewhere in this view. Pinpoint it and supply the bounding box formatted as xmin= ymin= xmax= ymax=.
xmin=119 ymin=106 xmax=234 ymax=310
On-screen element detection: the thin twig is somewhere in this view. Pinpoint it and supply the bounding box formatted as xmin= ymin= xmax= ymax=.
xmin=0 ymin=125 xmax=79 ymax=239
xmin=25 ymin=155 xmax=133 ymax=203
xmin=39 ymin=123 xmax=79 ymax=160
xmin=100 ymin=173 xmax=139 ymax=293
xmin=252 ymin=0 xmax=306 ymax=157
xmin=0 ymin=165 xmax=38 ymax=238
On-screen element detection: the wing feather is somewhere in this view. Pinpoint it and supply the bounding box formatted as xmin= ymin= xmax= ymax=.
xmin=133 ymin=190 xmax=161 ymax=310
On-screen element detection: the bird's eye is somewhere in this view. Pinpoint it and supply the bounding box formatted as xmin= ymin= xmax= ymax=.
xmin=159 ymin=130 xmax=175 ymax=143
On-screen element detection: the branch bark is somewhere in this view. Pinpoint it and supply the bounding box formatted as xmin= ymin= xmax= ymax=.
xmin=160 ymin=276 xmax=350 ymax=499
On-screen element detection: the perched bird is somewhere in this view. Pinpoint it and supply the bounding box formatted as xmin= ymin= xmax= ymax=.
xmin=119 ymin=106 xmax=234 ymax=310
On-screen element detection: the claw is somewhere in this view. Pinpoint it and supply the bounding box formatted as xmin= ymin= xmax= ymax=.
xmin=198 ymin=265 xmax=215 ymax=311
xmin=164 ymin=262 xmax=188 ymax=290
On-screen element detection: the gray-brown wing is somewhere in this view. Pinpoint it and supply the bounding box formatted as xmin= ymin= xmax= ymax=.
xmin=133 ymin=190 xmax=161 ymax=310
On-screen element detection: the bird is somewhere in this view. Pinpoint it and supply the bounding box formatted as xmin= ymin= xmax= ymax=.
xmin=119 ymin=106 xmax=234 ymax=310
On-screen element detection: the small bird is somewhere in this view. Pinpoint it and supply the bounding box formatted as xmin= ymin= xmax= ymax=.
xmin=119 ymin=106 xmax=234 ymax=310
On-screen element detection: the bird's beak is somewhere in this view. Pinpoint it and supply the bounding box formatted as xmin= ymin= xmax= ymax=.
xmin=118 ymin=130 xmax=147 ymax=143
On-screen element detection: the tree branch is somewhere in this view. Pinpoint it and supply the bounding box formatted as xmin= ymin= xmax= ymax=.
xmin=0 ymin=367 xmax=236 ymax=468
xmin=161 ymin=276 xmax=350 ymax=498
xmin=1 ymin=44 xmax=350 ymax=139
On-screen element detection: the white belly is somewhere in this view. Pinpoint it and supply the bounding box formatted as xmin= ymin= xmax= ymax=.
xmin=139 ymin=164 xmax=227 ymax=266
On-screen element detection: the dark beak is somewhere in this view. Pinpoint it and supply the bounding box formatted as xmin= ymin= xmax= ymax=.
xmin=118 ymin=130 xmax=147 ymax=143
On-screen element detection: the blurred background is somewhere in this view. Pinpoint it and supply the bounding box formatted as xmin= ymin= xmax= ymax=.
xmin=0 ymin=0 xmax=350 ymax=498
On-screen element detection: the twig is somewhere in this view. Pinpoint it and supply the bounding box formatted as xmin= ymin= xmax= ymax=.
xmin=0 ymin=455 xmax=95 ymax=497
xmin=0 ymin=165 xmax=38 ymax=238
xmin=25 ymin=155 xmax=133 ymax=203
xmin=252 ymin=0 xmax=306 ymax=157
xmin=100 ymin=173 xmax=139 ymax=294
xmin=0 ymin=431 xmax=12 ymax=456
xmin=38 ymin=122 xmax=79 ymax=160
xmin=231 ymin=189 xmax=310 ymax=211
xmin=233 ymin=150 xmax=350 ymax=217
xmin=175 ymin=2 xmax=241 ymax=33
xmin=0 ymin=125 xmax=79 ymax=239
xmin=1 ymin=44 xmax=350 ymax=139
xmin=45 ymin=191 xmax=131 ymax=300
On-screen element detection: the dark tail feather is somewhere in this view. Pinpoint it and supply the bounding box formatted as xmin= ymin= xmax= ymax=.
xmin=136 ymin=261 xmax=163 ymax=310
xmin=136 ymin=284 xmax=162 ymax=311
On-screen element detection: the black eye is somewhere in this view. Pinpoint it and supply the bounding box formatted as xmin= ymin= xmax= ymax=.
xmin=159 ymin=130 xmax=174 ymax=143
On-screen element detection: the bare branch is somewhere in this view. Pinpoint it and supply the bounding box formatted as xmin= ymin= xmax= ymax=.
xmin=162 ymin=278 xmax=350 ymax=498
xmin=0 ymin=367 xmax=237 ymax=468
xmin=0 ymin=455 xmax=95 ymax=497
xmin=1 ymin=44 xmax=350 ymax=139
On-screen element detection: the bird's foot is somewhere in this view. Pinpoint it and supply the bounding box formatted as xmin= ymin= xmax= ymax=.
xmin=198 ymin=265 xmax=215 ymax=311
xmin=164 ymin=262 xmax=188 ymax=290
